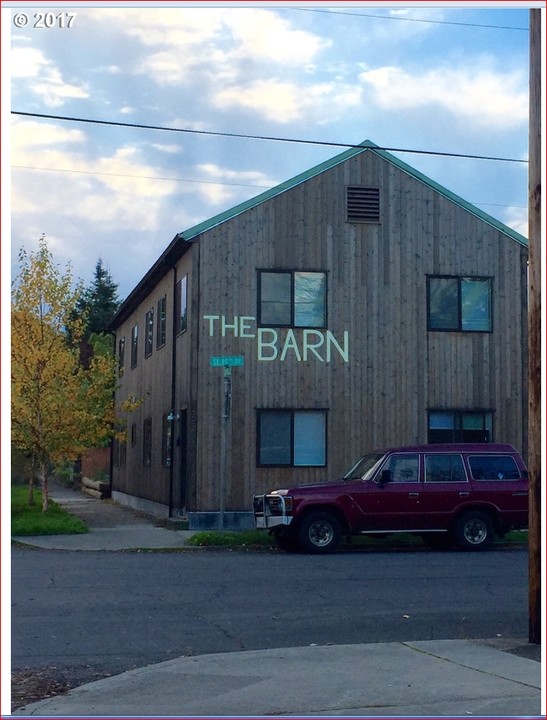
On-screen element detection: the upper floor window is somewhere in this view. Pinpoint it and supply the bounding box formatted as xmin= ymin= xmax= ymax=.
xmin=346 ymin=186 xmax=380 ymax=223
xmin=118 ymin=336 xmax=125 ymax=376
xmin=175 ymin=275 xmax=188 ymax=335
xmin=258 ymin=270 xmax=326 ymax=328
xmin=157 ymin=295 xmax=166 ymax=349
xmin=428 ymin=276 xmax=492 ymax=332
xmin=130 ymin=324 xmax=138 ymax=368
xmin=145 ymin=307 xmax=154 ymax=358
xmin=428 ymin=410 xmax=493 ymax=444
xmin=257 ymin=409 xmax=326 ymax=467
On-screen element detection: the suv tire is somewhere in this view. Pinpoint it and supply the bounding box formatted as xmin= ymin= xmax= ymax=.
xmin=454 ymin=510 xmax=494 ymax=551
xmin=297 ymin=511 xmax=341 ymax=553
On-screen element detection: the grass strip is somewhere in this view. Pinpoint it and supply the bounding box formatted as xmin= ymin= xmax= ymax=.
xmin=11 ymin=485 xmax=88 ymax=536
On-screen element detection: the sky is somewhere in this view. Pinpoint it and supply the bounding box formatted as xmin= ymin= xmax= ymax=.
xmin=4 ymin=0 xmax=542 ymax=302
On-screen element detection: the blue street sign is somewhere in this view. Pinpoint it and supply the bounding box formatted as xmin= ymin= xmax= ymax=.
xmin=210 ymin=355 xmax=245 ymax=367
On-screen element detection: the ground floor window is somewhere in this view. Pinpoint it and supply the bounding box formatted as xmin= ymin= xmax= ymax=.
xmin=257 ymin=409 xmax=326 ymax=467
xmin=428 ymin=410 xmax=493 ymax=444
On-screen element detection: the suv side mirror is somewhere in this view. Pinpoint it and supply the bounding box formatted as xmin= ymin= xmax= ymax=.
xmin=378 ymin=469 xmax=391 ymax=487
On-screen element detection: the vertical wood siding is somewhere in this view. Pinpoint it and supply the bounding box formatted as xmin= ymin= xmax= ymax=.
xmin=112 ymin=150 xmax=528 ymax=515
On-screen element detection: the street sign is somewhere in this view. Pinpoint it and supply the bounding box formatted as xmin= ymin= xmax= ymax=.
xmin=210 ymin=355 xmax=244 ymax=368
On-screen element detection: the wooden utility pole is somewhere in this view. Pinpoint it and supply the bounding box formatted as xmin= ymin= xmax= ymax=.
xmin=527 ymin=8 xmax=542 ymax=646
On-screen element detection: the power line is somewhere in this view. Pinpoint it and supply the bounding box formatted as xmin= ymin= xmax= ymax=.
xmin=291 ymin=7 xmax=528 ymax=31
xmin=11 ymin=164 xmax=527 ymax=211
xmin=12 ymin=164 xmax=272 ymax=190
xmin=12 ymin=111 xmax=528 ymax=164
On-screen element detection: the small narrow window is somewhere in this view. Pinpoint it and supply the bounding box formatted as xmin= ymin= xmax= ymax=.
xmin=157 ymin=295 xmax=166 ymax=349
xmin=346 ymin=186 xmax=380 ymax=222
xmin=145 ymin=308 xmax=154 ymax=358
xmin=118 ymin=337 xmax=125 ymax=376
xmin=130 ymin=325 xmax=138 ymax=368
xmin=175 ymin=276 xmax=188 ymax=334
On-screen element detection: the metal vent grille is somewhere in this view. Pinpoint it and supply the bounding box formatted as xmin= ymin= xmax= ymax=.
xmin=347 ymin=186 xmax=380 ymax=222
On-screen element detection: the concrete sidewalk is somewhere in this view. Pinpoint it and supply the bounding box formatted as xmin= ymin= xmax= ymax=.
xmin=12 ymin=482 xmax=545 ymax=718
xmin=12 ymin=639 xmax=543 ymax=717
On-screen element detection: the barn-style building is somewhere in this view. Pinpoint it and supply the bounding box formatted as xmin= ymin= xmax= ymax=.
xmin=109 ymin=140 xmax=528 ymax=528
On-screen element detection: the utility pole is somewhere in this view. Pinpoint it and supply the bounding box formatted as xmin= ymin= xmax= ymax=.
xmin=527 ymin=8 xmax=542 ymax=646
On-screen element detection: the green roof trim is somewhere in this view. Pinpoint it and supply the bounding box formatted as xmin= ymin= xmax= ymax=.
xmin=179 ymin=139 xmax=527 ymax=247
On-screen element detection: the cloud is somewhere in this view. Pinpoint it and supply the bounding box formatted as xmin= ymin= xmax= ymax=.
xmin=191 ymin=162 xmax=277 ymax=204
xmin=214 ymin=78 xmax=362 ymax=124
xmin=358 ymin=64 xmax=527 ymax=128
xmin=11 ymin=46 xmax=89 ymax=107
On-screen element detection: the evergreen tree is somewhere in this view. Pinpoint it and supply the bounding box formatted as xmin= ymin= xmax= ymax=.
xmin=78 ymin=258 xmax=121 ymax=337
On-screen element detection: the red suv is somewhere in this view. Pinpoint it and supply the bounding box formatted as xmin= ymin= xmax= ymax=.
xmin=253 ymin=444 xmax=528 ymax=552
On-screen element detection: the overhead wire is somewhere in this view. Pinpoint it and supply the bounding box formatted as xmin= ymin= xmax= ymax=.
xmin=11 ymin=111 xmax=528 ymax=164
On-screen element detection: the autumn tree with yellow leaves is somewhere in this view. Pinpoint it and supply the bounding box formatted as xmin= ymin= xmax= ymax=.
xmin=11 ymin=238 xmax=134 ymax=512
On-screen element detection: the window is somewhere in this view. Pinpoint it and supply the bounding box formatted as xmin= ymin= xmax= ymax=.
xmin=157 ymin=295 xmax=166 ymax=349
xmin=130 ymin=325 xmax=138 ymax=368
xmin=118 ymin=337 xmax=125 ymax=376
xmin=175 ymin=275 xmax=188 ymax=334
xmin=425 ymin=454 xmax=467 ymax=483
xmin=428 ymin=276 xmax=492 ymax=332
xmin=383 ymin=454 xmax=419 ymax=482
xmin=468 ymin=455 xmax=521 ymax=481
xmin=162 ymin=414 xmax=172 ymax=467
xmin=131 ymin=423 xmax=137 ymax=446
xmin=257 ymin=410 xmax=326 ymax=467
xmin=258 ymin=271 xmax=326 ymax=328
xmin=428 ymin=411 xmax=493 ymax=444
xmin=145 ymin=308 xmax=154 ymax=358
xmin=346 ymin=186 xmax=380 ymax=222
xmin=143 ymin=418 xmax=152 ymax=467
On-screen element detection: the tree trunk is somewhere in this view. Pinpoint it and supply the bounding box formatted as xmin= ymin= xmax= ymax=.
xmin=40 ymin=464 xmax=49 ymax=513
xmin=27 ymin=475 xmax=35 ymax=506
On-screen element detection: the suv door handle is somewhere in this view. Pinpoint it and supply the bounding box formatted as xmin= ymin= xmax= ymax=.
xmin=408 ymin=492 xmax=420 ymax=498
xmin=459 ymin=491 xmax=470 ymax=497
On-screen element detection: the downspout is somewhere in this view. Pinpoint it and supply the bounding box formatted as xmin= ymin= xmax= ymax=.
xmin=108 ymin=330 xmax=117 ymax=494
xmin=168 ymin=265 xmax=178 ymax=517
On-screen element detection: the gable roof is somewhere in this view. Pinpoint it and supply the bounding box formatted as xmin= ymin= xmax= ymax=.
xmin=111 ymin=139 xmax=527 ymax=329
xmin=178 ymin=139 xmax=528 ymax=247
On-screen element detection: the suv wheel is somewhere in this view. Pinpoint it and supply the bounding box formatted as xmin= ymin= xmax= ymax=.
xmin=455 ymin=511 xmax=494 ymax=551
xmin=297 ymin=511 xmax=341 ymax=553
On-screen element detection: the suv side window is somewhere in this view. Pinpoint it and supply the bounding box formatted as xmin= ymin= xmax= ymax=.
xmin=384 ymin=454 xmax=419 ymax=483
xmin=425 ymin=454 xmax=467 ymax=483
xmin=468 ymin=455 xmax=521 ymax=480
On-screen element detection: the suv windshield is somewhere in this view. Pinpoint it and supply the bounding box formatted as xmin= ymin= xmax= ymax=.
xmin=343 ymin=453 xmax=385 ymax=480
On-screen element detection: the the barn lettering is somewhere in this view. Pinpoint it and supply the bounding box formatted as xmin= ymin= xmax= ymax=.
xmin=203 ymin=315 xmax=349 ymax=363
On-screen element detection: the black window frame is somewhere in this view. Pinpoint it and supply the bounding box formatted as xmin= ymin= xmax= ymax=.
xmin=145 ymin=307 xmax=154 ymax=358
xmin=427 ymin=275 xmax=493 ymax=333
xmin=256 ymin=408 xmax=327 ymax=468
xmin=157 ymin=295 xmax=167 ymax=349
xmin=130 ymin=324 xmax=138 ymax=369
xmin=257 ymin=269 xmax=327 ymax=329
xmin=118 ymin=336 xmax=125 ymax=376
xmin=427 ymin=410 xmax=493 ymax=444
xmin=175 ymin=275 xmax=188 ymax=335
